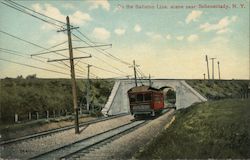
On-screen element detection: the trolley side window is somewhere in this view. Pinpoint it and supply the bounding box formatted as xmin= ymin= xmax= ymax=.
xmin=137 ymin=94 xmax=143 ymax=102
xmin=144 ymin=93 xmax=151 ymax=101
xmin=129 ymin=94 xmax=136 ymax=103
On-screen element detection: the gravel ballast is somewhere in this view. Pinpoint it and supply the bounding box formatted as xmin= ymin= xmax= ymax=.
xmin=74 ymin=109 xmax=175 ymax=160
xmin=1 ymin=115 xmax=134 ymax=159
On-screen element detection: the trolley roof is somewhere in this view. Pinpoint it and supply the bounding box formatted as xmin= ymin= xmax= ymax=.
xmin=127 ymin=85 xmax=160 ymax=93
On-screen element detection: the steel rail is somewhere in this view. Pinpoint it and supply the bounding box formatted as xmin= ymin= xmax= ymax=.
xmin=0 ymin=113 xmax=128 ymax=145
xmin=30 ymin=120 xmax=146 ymax=160
xmin=30 ymin=109 xmax=171 ymax=160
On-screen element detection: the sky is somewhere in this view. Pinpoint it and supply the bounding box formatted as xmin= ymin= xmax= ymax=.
xmin=0 ymin=0 xmax=249 ymax=79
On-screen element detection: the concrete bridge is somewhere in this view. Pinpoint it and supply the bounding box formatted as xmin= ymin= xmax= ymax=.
xmin=101 ymin=79 xmax=207 ymax=116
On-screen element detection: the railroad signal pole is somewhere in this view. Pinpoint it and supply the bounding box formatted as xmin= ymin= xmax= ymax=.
xmin=205 ymin=55 xmax=210 ymax=80
xmin=210 ymin=57 xmax=216 ymax=80
xmin=217 ymin=61 xmax=221 ymax=80
xmin=86 ymin=64 xmax=92 ymax=111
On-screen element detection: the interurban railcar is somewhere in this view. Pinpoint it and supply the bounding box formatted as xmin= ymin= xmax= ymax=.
xmin=127 ymin=85 xmax=164 ymax=117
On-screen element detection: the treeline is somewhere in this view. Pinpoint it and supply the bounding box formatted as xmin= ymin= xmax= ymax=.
xmin=0 ymin=76 xmax=114 ymax=123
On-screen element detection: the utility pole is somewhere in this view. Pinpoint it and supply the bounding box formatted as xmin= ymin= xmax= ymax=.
xmin=203 ymin=73 xmax=206 ymax=80
xmin=210 ymin=57 xmax=216 ymax=80
xmin=205 ymin=55 xmax=210 ymax=80
xmin=217 ymin=61 xmax=221 ymax=80
xmin=66 ymin=16 xmax=79 ymax=134
xmin=37 ymin=16 xmax=111 ymax=133
xmin=132 ymin=60 xmax=138 ymax=86
xmin=52 ymin=16 xmax=91 ymax=134
xmin=86 ymin=64 xmax=92 ymax=112
xmin=149 ymin=74 xmax=152 ymax=87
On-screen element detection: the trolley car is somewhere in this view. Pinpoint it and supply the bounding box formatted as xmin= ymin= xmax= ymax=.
xmin=127 ymin=85 xmax=164 ymax=117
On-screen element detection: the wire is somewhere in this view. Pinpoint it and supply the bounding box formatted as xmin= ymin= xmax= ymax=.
xmin=0 ymin=30 xmax=67 ymax=58
xmin=72 ymin=33 xmax=129 ymax=75
xmin=6 ymin=0 xmax=66 ymax=25
xmin=1 ymin=1 xmax=62 ymax=29
xmin=0 ymin=45 xmax=87 ymax=76
xmin=136 ymin=67 xmax=146 ymax=78
xmin=74 ymin=30 xmax=131 ymax=65
xmin=1 ymin=1 xmax=132 ymax=78
xmin=0 ymin=58 xmax=69 ymax=76
xmin=0 ymin=48 xmax=86 ymax=76
xmin=36 ymin=40 xmax=68 ymax=54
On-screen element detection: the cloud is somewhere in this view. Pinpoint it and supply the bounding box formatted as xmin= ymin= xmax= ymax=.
xmin=146 ymin=32 xmax=163 ymax=40
xmin=48 ymin=33 xmax=67 ymax=45
xmin=166 ymin=34 xmax=171 ymax=40
xmin=200 ymin=16 xmax=237 ymax=32
xmin=70 ymin=11 xmax=92 ymax=25
xmin=114 ymin=28 xmax=125 ymax=36
xmin=62 ymin=3 xmax=75 ymax=9
xmin=92 ymin=27 xmax=110 ymax=40
xmin=89 ymin=0 xmax=110 ymax=11
xmin=186 ymin=10 xmax=203 ymax=24
xmin=31 ymin=3 xmax=92 ymax=30
xmin=216 ymin=28 xmax=231 ymax=34
xmin=134 ymin=24 xmax=141 ymax=32
xmin=187 ymin=34 xmax=199 ymax=42
xmin=211 ymin=36 xmax=229 ymax=44
xmin=176 ymin=36 xmax=184 ymax=41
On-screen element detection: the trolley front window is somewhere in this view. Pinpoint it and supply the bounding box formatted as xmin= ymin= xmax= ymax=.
xmin=144 ymin=93 xmax=151 ymax=101
xmin=137 ymin=94 xmax=143 ymax=102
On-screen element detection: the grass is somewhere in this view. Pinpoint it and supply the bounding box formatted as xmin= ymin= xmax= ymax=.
xmin=136 ymin=99 xmax=250 ymax=159
xmin=186 ymin=80 xmax=249 ymax=100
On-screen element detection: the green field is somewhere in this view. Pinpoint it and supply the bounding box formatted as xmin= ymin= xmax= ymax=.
xmin=136 ymin=99 xmax=250 ymax=159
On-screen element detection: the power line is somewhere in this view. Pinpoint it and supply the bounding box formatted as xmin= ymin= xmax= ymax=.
xmin=6 ymin=0 xmax=66 ymax=25
xmin=76 ymin=48 xmax=128 ymax=75
xmin=0 ymin=58 xmax=70 ymax=76
xmin=1 ymin=1 xmax=62 ymax=29
xmin=72 ymin=33 xmax=129 ymax=75
xmin=0 ymin=48 xmax=85 ymax=76
xmin=136 ymin=67 xmax=146 ymax=78
xmin=36 ymin=40 xmax=68 ymax=55
xmin=72 ymin=31 xmax=129 ymax=65
xmin=78 ymin=59 xmax=126 ymax=76
xmin=0 ymin=30 xmax=67 ymax=58
xmin=1 ymin=1 xmax=132 ymax=78
xmin=74 ymin=30 xmax=131 ymax=65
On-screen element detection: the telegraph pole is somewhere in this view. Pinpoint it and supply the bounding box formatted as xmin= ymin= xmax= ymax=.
xmin=210 ymin=57 xmax=216 ymax=80
xmin=217 ymin=61 xmax=221 ymax=80
xmin=86 ymin=64 xmax=92 ymax=111
xmin=205 ymin=55 xmax=210 ymax=80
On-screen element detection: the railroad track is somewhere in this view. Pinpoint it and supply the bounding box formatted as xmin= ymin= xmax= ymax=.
xmin=30 ymin=120 xmax=147 ymax=160
xmin=29 ymin=109 xmax=171 ymax=160
xmin=0 ymin=113 xmax=128 ymax=145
